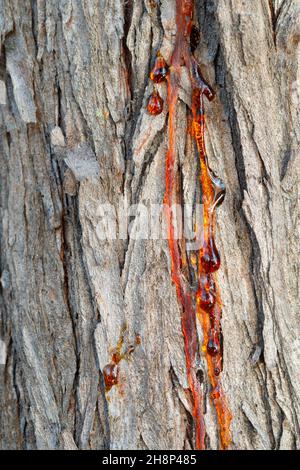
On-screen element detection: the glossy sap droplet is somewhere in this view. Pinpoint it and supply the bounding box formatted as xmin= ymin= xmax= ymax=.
xmin=200 ymin=237 xmax=220 ymax=273
xmin=147 ymin=89 xmax=164 ymax=116
xmin=207 ymin=340 xmax=220 ymax=357
xmin=197 ymin=273 xmax=216 ymax=311
xmin=103 ymin=363 xmax=119 ymax=391
xmin=207 ymin=331 xmax=220 ymax=357
xmin=150 ymin=55 xmax=168 ymax=83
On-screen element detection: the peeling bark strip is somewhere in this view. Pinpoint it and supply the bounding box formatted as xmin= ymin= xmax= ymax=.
xmin=155 ymin=0 xmax=231 ymax=449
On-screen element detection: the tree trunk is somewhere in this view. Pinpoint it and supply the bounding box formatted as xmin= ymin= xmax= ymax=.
xmin=0 ymin=0 xmax=299 ymax=450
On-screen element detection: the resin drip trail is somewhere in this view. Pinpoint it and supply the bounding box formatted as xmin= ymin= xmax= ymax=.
xmin=164 ymin=0 xmax=232 ymax=449
xmin=192 ymin=90 xmax=232 ymax=450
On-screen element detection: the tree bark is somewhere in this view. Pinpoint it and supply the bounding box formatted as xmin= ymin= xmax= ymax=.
xmin=0 ymin=0 xmax=299 ymax=450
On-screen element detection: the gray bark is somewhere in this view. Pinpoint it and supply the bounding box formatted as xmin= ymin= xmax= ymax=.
xmin=0 ymin=0 xmax=299 ymax=450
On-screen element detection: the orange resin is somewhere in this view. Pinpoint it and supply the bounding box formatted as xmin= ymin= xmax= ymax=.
xmin=150 ymin=54 xmax=169 ymax=83
xmin=155 ymin=0 xmax=232 ymax=450
xmin=103 ymin=330 xmax=141 ymax=393
xmin=148 ymin=89 xmax=164 ymax=116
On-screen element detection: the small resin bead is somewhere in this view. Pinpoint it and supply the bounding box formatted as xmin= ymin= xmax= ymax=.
xmin=211 ymin=386 xmax=221 ymax=401
xmin=103 ymin=363 xmax=119 ymax=391
xmin=207 ymin=340 xmax=220 ymax=356
xmin=150 ymin=56 xmax=168 ymax=83
xmin=111 ymin=351 xmax=122 ymax=364
xmin=147 ymin=89 xmax=164 ymax=116
xmin=207 ymin=332 xmax=220 ymax=357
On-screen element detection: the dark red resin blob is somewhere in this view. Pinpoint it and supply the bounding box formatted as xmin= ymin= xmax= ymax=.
xmin=198 ymin=273 xmax=216 ymax=311
xmin=150 ymin=56 xmax=169 ymax=83
xmin=103 ymin=363 xmax=119 ymax=391
xmin=200 ymin=236 xmax=220 ymax=273
xmin=147 ymin=89 xmax=164 ymax=116
xmin=207 ymin=331 xmax=220 ymax=357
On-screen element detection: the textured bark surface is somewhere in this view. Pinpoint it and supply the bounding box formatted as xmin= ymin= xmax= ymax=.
xmin=0 ymin=0 xmax=299 ymax=450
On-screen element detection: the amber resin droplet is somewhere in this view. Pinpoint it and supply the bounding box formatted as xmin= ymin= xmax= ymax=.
xmin=103 ymin=363 xmax=119 ymax=391
xmin=207 ymin=332 xmax=220 ymax=357
xmin=147 ymin=89 xmax=164 ymax=116
xmin=197 ymin=273 xmax=216 ymax=311
xmin=200 ymin=236 xmax=221 ymax=273
xmin=150 ymin=55 xmax=168 ymax=83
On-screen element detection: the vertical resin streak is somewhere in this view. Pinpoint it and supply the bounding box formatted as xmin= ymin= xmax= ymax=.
xmin=163 ymin=0 xmax=207 ymax=451
xmin=163 ymin=0 xmax=232 ymax=449
xmin=192 ymin=90 xmax=232 ymax=450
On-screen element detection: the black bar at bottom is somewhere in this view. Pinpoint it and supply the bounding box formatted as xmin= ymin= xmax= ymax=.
xmin=0 ymin=449 xmax=297 ymax=467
